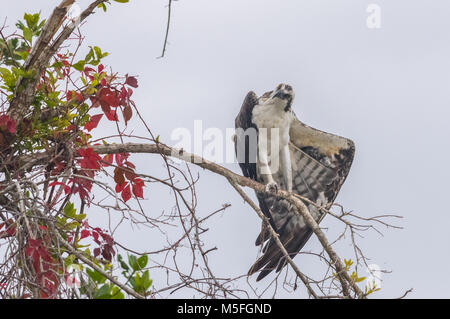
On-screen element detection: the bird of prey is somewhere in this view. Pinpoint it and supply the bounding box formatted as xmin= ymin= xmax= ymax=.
xmin=234 ymin=83 xmax=355 ymax=281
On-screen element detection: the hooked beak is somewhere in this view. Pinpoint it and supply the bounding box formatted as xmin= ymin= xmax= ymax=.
xmin=273 ymin=90 xmax=283 ymax=99
xmin=267 ymin=89 xmax=281 ymax=102
xmin=273 ymin=89 xmax=290 ymax=100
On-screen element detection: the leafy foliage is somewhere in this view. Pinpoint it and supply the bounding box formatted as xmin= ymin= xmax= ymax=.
xmin=0 ymin=3 xmax=152 ymax=299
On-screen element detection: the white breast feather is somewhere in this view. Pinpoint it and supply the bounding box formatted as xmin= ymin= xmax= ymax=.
xmin=252 ymin=101 xmax=293 ymax=179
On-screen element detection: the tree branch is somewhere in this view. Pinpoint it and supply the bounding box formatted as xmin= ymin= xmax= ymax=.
xmin=7 ymin=0 xmax=108 ymax=123
xmin=227 ymin=178 xmax=318 ymax=298
xmin=92 ymin=142 xmax=364 ymax=298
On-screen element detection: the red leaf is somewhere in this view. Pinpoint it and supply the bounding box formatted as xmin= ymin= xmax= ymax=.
xmin=80 ymin=229 xmax=90 ymax=240
xmin=90 ymin=96 xmax=101 ymax=108
xmin=125 ymin=161 xmax=136 ymax=169
xmin=84 ymin=114 xmax=103 ymax=132
xmin=100 ymin=88 xmax=120 ymax=108
xmin=102 ymin=154 xmax=114 ymax=167
xmin=5 ymin=225 xmax=16 ymax=236
xmin=125 ymin=75 xmax=138 ymax=88
xmin=115 ymin=153 xmax=129 ymax=166
xmin=48 ymin=181 xmax=71 ymax=194
xmin=0 ymin=222 xmax=16 ymax=238
xmin=77 ymin=148 xmax=102 ymax=170
xmin=123 ymin=104 xmax=132 ymax=124
xmin=84 ymin=67 xmax=95 ymax=76
xmin=101 ymin=233 xmax=114 ymax=245
xmin=134 ymin=178 xmax=144 ymax=187
xmin=114 ymin=167 xmax=125 ymax=185
xmin=92 ymin=231 xmax=100 ymax=244
xmin=120 ymin=87 xmax=127 ymax=99
xmin=132 ymin=181 xmax=144 ymax=198
xmin=0 ymin=115 xmax=16 ymax=134
xmin=7 ymin=121 xmax=16 ymax=134
xmin=115 ymin=181 xmax=128 ymax=193
xmin=102 ymin=246 xmax=113 ymax=261
xmin=66 ymin=91 xmax=73 ymax=101
xmin=121 ymin=184 xmax=132 ymax=202
xmin=51 ymin=160 xmax=66 ymax=176
xmin=124 ymin=169 xmax=136 ymax=181
xmin=105 ymin=110 xmax=119 ymax=121
xmin=98 ymin=64 xmax=104 ymax=73
xmin=100 ymin=100 xmax=111 ymax=114
xmin=75 ymin=92 xmax=84 ymax=102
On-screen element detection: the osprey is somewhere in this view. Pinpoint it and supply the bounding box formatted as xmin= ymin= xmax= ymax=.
xmin=234 ymin=84 xmax=355 ymax=281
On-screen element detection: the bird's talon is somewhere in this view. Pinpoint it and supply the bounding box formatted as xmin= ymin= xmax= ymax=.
xmin=265 ymin=182 xmax=278 ymax=194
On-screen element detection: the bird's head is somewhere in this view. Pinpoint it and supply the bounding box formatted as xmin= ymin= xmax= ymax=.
xmin=269 ymin=83 xmax=294 ymax=111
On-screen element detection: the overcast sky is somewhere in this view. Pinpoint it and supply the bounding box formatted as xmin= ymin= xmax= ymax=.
xmin=5 ymin=0 xmax=450 ymax=298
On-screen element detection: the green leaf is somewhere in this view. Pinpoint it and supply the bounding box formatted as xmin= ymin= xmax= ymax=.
xmin=66 ymin=221 xmax=80 ymax=230
xmin=98 ymin=3 xmax=108 ymax=11
xmin=64 ymin=254 xmax=76 ymax=267
xmin=141 ymin=270 xmax=152 ymax=291
xmin=75 ymin=214 xmax=87 ymax=222
xmin=132 ymin=270 xmax=152 ymax=294
xmin=132 ymin=272 xmax=141 ymax=290
xmin=137 ymin=255 xmax=148 ymax=269
xmin=85 ymin=48 xmax=95 ymax=63
xmin=114 ymin=0 xmax=130 ymax=3
xmin=24 ymin=13 xmax=40 ymax=29
xmin=94 ymin=284 xmax=111 ymax=299
xmin=128 ymin=254 xmax=138 ymax=271
xmin=17 ymin=50 xmax=29 ymax=60
xmin=23 ymin=28 xmax=33 ymax=44
xmin=111 ymin=286 xmax=125 ymax=299
xmin=64 ymin=202 xmax=76 ymax=218
xmin=10 ymin=38 xmax=19 ymax=50
xmin=72 ymin=60 xmax=86 ymax=72
xmin=355 ymin=276 xmax=366 ymax=283
xmin=0 ymin=67 xmax=11 ymax=78
xmin=93 ymin=46 xmax=108 ymax=59
xmin=118 ymin=254 xmax=130 ymax=272
xmin=86 ymin=268 xmax=106 ymax=284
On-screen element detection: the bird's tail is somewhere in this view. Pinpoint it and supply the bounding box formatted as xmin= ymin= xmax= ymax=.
xmin=248 ymin=216 xmax=314 ymax=281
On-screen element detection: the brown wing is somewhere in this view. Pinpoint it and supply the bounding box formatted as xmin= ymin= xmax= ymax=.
xmin=248 ymin=114 xmax=355 ymax=281
xmin=234 ymin=91 xmax=259 ymax=181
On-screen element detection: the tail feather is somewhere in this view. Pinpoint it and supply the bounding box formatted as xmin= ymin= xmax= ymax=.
xmin=248 ymin=220 xmax=314 ymax=281
xmin=248 ymin=232 xmax=295 ymax=279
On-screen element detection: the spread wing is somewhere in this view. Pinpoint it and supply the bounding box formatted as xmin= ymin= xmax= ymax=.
xmin=234 ymin=91 xmax=259 ymax=181
xmin=235 ymin=94 xmax=355 ymax=281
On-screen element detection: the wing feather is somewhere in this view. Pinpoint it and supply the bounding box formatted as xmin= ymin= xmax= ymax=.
xmin=247 ymin=114 xmax=355 ymax=281
xmin=234 ymin=91 xmax=259 ymax=181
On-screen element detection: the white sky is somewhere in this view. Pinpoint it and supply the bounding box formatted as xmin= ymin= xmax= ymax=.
xmin=4 ymin=0 xmax=450 ymax=298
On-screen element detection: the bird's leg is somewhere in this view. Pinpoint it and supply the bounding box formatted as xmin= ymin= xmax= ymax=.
xmin=258 ymin=132 xmax=278 ymax=194
xmin=280 ymin=144 xmax=293 ymax=192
